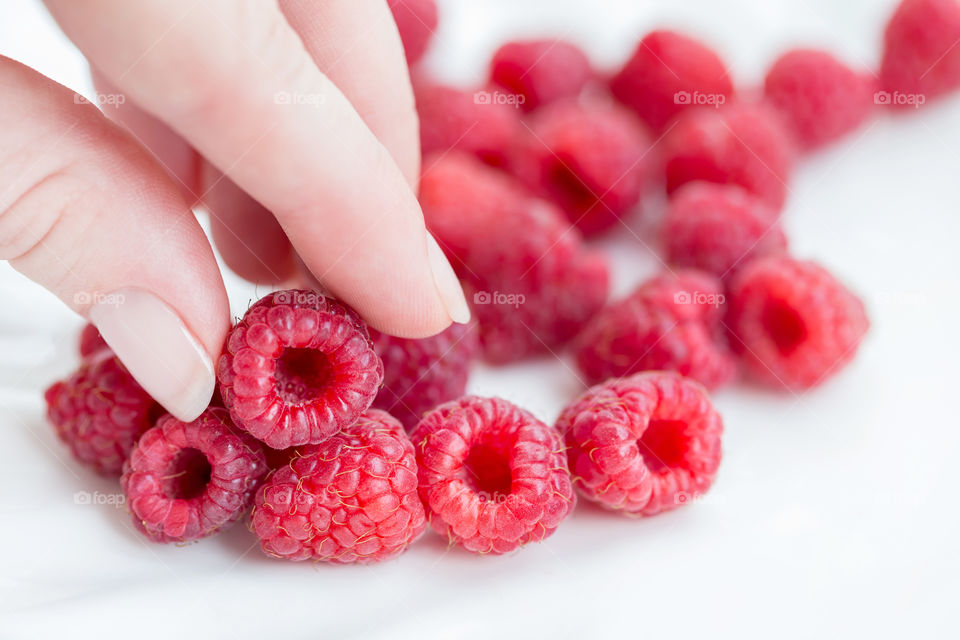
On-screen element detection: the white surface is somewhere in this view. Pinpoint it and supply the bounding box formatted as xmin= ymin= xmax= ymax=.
xmin=1 ymin=0 xmax=958 ymax=638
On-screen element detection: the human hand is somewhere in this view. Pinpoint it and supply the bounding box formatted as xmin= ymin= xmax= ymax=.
xmin=0 ymin=0 xmax=469 ymax=422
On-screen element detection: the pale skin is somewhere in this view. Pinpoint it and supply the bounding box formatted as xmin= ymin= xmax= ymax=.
xmin=0 ymin=0 xmax=469 ymax=422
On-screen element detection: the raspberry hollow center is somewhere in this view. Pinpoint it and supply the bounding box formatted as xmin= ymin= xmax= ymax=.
xmin=463 ymin=442 xmax=513 ymax=499
xmin=547 ymin=160 xmax=596 ymax=213
xmin=162 ymin=448 xmax=212 ymax=500
xmin=638 ymin=419 xmax=690 ymax=473
xmin=274 ymin=348 xmax=335 ymax=405
xmin=761 ymin=300 xmax=807 ymax=355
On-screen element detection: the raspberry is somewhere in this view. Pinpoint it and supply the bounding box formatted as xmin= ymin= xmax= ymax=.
xmin=121 ymin=408 xmax=267 ymax=542
xmin=880 ymin=0 xmax=960 ymax=103
xmin=370 ymin=323 xmax=480 ymax=431
xmin=610 ymin=30 xmax=735 ymax=131
xmin=557 ymin=371 xmax=723 ymax=516
xmin=764 ymin=49 xmax=875 ymax=150
xmin=217 ymin=290 xmax=384 ymax=449
xmin=415 ymin=80 xmax=520 ymax=168
xmin=573 ymin=270 xmax=736 ymax=390
xmin=44 ymin=352 xmax=161 ymax=475
xmin=78 ymin=323 xmax=108 ymax=359
xmin=661 ymin=101 xmax=795 ymax=210
xmin=420 ymin=152 xmax=610 ymax=362
xmin=511 ymin=99 xmax=651 ymax=236
xmin=411 ymin=396 xmax=574 ymax=554
xmin=663 ymin=182 xmax=788 ymax=278
xmin=727 ymin=256 xmax=869 ymax=390
xmin=386 ymin=0 xmax=438 ymax=65
xmin=251 ymin=410 xmax=426 ymax=563
xmin=489 ymin=39 xmax=593 ymax=112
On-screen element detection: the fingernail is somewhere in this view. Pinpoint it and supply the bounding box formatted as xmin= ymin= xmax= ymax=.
xmin=426 ymin=233 xmax=471 ymax=324
xmin=89 ymin=288 xmax=215 ymax=422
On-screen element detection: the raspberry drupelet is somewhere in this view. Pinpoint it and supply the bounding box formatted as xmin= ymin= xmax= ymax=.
xmin=370 ymin=323 xmax=480 ymax=431
xmin=489 ymin=38 xmax=593 ymax=112
xmin=251 ymin=410 xmax=426 ymax=563
xmin=663 ymin=182 xmax=788 ymax=279
xmin=217 ymin=290 xmax=384 ymax=449
xmin=411 ymin=396 xmax=574 ymax=554
xmin=557 ymin=371 xmax=723 ymax=516
xmin=45 ymin=351 xmax=161 ymax=475
xmin=122 ymin=408 xmax=267 ymax=542
xmin=573 ymin=270 xmax=737 ymax=390
xmin=610 ymin=30 xmax=735 ymax=131
xmin=726 ymin=256 xmax=869 ymax=390
xmin=511 ymin=99 xmax=651 ymax=236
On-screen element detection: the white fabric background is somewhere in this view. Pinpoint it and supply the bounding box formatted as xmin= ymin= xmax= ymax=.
xmin=1 ymin=0 xmax=958 ymax=638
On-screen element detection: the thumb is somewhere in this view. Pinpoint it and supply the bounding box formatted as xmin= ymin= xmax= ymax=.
xmin=0 ymin=57 xmax=228 ymax=421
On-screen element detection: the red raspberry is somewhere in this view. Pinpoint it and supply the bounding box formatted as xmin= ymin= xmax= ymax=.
xmin=386 ymin=0 xmax=438 ymax=65
xmin=663 ymin=182 xmax=788 ymax=278
xmin=420 ymin=152 xmax=610 ymax=363
xmin=727 ymin=256 xmax=869 ymax=390
xmin=661 ymin=101 xmax=795 ymax=210
xmin=764 ymin=49 xmax=875 ymax=150
xmin=217 ymin=290 xmax=384 ymax=449
xmin=610 ymin=30 xmax=735 ymax=132
xmin=415 ymin=80 xmax=520 ymax=168
xmin=573 ymin=270 xmax=736 ymax=390
xmin=411 ymin=396 xmax=574 ymax=554
xmin=489 ymin=39 xmax=593 ymax=112
xmin=122 ymin=408 xmax=267 ymax=542
xmin=251 ymin=410 xmax=426 ymax=563
xmin=44 ymin=352 xmax=161 ymax=475
xmin=370 ymin=323 xmax=480 ymax=431
xmin=511 ymin=99 xmax=651 ymax=236
xmin=78 ymin=322 xmax=108 ymax=359
xmin=880 ymin=0 xmax=960 ymax=104
xmin=557 ymin=371 xmax=723 ymax=516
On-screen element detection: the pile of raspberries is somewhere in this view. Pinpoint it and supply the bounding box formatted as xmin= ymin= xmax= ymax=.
xmin=44 ymin=0 xmax=959 ymax=563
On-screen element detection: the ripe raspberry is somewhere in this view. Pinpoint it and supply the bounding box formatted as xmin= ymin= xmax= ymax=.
xmin=880 ymin=0 xmax=960 ymax=103
xmin=217 ymin=290 xmax=384 ymax=449
xmin=557 ymin=371 xmax=723 ymax=516
xmin=610 ymin=30 xmax=735 ymax=131
xmin=573 ymin=270 xmax=736 ymax=390
xmin=412 ymin=396 xmax=574 ymax=554
xmin=661 ymin=101 xmax=795 ymax=210
xmin=663 ymin=182 xmax=788 ymax=278
xmin=727 ymin=256 xmax=869 ymax=390
xmin=44 ymin=352 xmax=161 ymax=475
xmin=420 ymin=152 xmax=610 ymax=363
xmin=764 ymin=49 xmax=875 ymax=150
xmin=415 ymin=80 xmax=520 ymax=168
xmin=489 ymin=39 xmax=593 ymax=112
xmin=511 ymin=99 xmax=651 ymax=236
xmin=122 ymin=408 xmax=267 ymax=542
xmin=78 ymin=323 xmax=108 ymax=359
xmin=370 ymin=323 xmax=480 ymax=431
xmin=251 ymin=410 xmax=426 ymax=563
xmin=386 ymin=0 xmax=438 ymax=65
